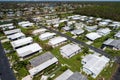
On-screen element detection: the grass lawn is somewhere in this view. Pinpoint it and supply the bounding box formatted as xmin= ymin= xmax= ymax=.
xmin=76 ymin=36 xmax=88 ymax=42
xmin=33 ymin=76 xmax=41 ymax=80
xmin=6 ymin=51 xmax=29 ymax=80
xmin=65 ymin=32 xmax=74 ymax=37
xmin=20 ymin=26 xmax=38 ymax=36
xmin=2 ymin=41 xmax=13 ymax=51
xmin=49 ymin=46 xmax=118 ymax=80
xmin=1 ymin=24 xmax=118 ymax=80
xmin=105 ymin=48 xmax=120 ymax=57
xmin=15 ymin=67 xmax=29 ymax=80
xmin=96 ymin=62 xmax=118 ymax=80
xmin=33 ymin=35 xmax=49 ymax=44
xmin=0 ymin=31 xmax=5 ymax=37
xmin=92 ymin=41 xmax=102 ymax=48
xmin=50 ymin=47 xmax=85 ymax=78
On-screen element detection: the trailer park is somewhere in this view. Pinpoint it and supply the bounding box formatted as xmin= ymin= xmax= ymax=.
xmin=0 ymin=14 xmax=120 ymax=80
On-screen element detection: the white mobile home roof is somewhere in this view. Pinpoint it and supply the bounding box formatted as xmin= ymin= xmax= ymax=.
xmin=63 ymin=26 xmax=72 ymax=31
xmin=52 ymin=18 xmax=60 ymax=24
xmin=7 ymin=25 xmax=15 ymax=30
xmin=60 ymin=43 xmax=81 ymax=58
xmin=75 ymin=22 xmax=84 ymax=28
xmin=103 ymin=39 xmax=114 ymax=45
xmin=103 ymin=39 xmax=120 ymax=49
xmin=39 ymin=32 xmax=56 ymax=40
xmin=21 ymin=23 xmax=34 ymax=27
xmin=4 ymin=29 xmax=21 ymax=35
xmin=98 ymin=21 xmax=109 ymax=26
xmin=72 ymin=16 xmax=80 ymax=20
xmin=59 ymin=19 xmax=68 ymax=23
xmin=55 ymin=69 xmax=87 ymax=80
xmin=7 ymin=32 xmax=25 ymax=40
xmin=29 ymin=57 xmax=58 ymax=76
xmin=86 ymin=32 xmax=102 ymax=41
xmin=29 ymin=56 xmax=58 ymax=76
xmin=71 ymin=29 xmax=84 ymax=35
xmin=112 ymin=21 xmax=120 ymax=24
xmin=114 ymin=31 xmax=120 ymax=38
xmin=22 ymin=75 xmax=32 ymax=80
xmin=103 ymin=19 xmax=112 ymax=23
xmin=18 ymin=21 xmax=34 ymax=28
xmin=16 ymin=43 xmax=42 ymax=57
xmin=48 ymin=36 xmax=67 ymax=46
xmin=85 ymin=25 xmax=98 ymax=32
xmin=18 ymin=21 xmax=30 ymax=25
xmin=11 ymin=37 xmax=33 ymax=49
xmin=32 ymin=28 xmax=47 ymax=35
xmin=88 ymin=16 xmax=94 ymax=20
xmin=96 ymin=18 xmax=102 ymax=21
xmin=0 ymin=23 xmax=13 ymax=28
xmin=68 ymin=21 xmax=75 ymax=25
xmin=108 ymin=23 xmax=120 ymax=28
xmin=53 ymin=24 xmax=59 ymax=28
xmin=82 ymin=54 xmax=110 ymax=78
xmin=97 ymin=28 xmax=111 ymax=36
xmin=55 ymin=69 xmax=73 ymax=80
xmin=68 ymin=72 xmax=88 ymax=80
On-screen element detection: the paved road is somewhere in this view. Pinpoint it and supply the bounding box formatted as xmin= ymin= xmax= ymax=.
xmin=111 ymin=64 xmax=120 ymax=80
xmin=0 ymin=41 xmax=16 ymax=80
xmin=41 ymin=25 xmax=120 ymax=80
xmin=43 ymin=26 xmax=112 ymax=59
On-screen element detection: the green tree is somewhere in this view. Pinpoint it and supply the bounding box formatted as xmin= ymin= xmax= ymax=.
xmin=58 ymin=22 xmax=66 ymax=30
xmin=76 ymin=56 xmax=81 ymax=61
xmin=60 ymin=66 xmax=68 ymax=72
xmin=82 ymin=46 xmax=89 ymax=54
xmin=47 ymin=77 xmax=52 ymax=80
xmin=42 ymin=44 xmax=53 ymax=51
xmin=12 ymin=19 xmax=18 ymax=26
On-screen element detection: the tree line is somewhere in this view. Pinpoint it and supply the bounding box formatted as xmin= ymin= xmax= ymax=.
xmin=73 ymin=2 xmax=120 ymax=21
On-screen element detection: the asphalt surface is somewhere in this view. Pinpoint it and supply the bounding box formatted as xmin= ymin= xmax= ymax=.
xmin=43 ymin=26 xmax=120 ymax=80
xmin=0 ymin=41 xmax=16 ymax=80
xmin=43 ymin=26 xmax=112 ymax=59
xmin=111 ymin=65 xmax=120 ymax=80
